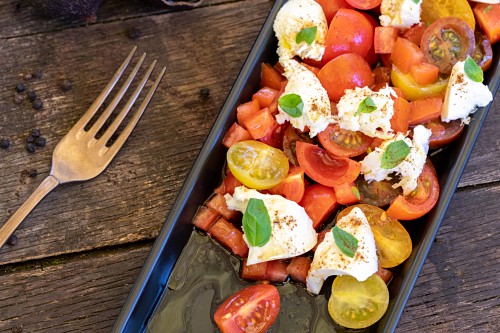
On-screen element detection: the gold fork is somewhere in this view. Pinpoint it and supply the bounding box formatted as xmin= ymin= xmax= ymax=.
xmin=0 ymin=46 xmax=166 ymax=249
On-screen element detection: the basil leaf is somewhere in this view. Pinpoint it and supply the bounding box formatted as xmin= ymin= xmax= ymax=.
xmin=380 ymin=140 xmax=410 ymax=169
xmin=484 ymin=5 xmax=492 ymax=13
xmin=464 ymin=56 xmax=484 ymax=83
xmin=278 ymin=93 xmax=303 ymax=117
xmin=296 ymin=26 xmax=317 ymax=45
xmin=242 ymin=198 xmax=272 ymax=247
xmin=352 ymin=186 xmax=361 ymax=201
xmin=411 ymin=0 xmax=420 ymax=4
xmin=354 ymin=97 xmax=377 ymax=116
xmin=332 ymin=226 xmax=358 ymax=258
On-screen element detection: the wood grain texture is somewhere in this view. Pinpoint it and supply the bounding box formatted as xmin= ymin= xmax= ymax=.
xmin=0 ymin=0 xmax=273 ymax=265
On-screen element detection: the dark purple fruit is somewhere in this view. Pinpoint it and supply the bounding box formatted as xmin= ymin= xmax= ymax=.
xmin=27 ymin=0 xmax=104 ymax=22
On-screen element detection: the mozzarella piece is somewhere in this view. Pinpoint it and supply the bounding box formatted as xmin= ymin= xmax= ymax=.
xmin=469 ymin=0 xmax=500 ymax=4
xmin=336 ymin=86 xmax=396 ymax=139
xmin=380 ymin=0 xmax=421 ymax=29
xmin=225 ymin=186 xmax=317 ymax=265
xmin=361 ymin=125 xmax=431 ymax=196
xmin=441 ymin=60 xmax=493 ymax=124
xmin=276 ymin=60 xmax=332 ymax=137
xmin=306 ymin=207 xmax=378 ymax=294
xmin=273 ymin=0 xmax=328 ymax=61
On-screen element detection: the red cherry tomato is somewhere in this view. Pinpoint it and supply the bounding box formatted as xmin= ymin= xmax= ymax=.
xmin=267 ymin=166 xmax=306 ymax=203
xmin=318 ymin=53 xmax=374 ymax=102
xmin=345 ymin=0 xmax=381 ymax=10
xmin=315 ymin=0 xmax=352 ymax=23
xmin=322 ymin=9 xmax=374 ymax=65
xmin=299 ymin=183 xmax=338 ymax=229
xmin=386 ymin=163 xmax=440 ymax=220
xmin=402 ymin=23 xmax=427 ymax=47
xmin=420 ymin=118 xmax=464 ymax=150
xmin=420 ymin=17 xmax=475 ymax=74
xmin=317 ymin=123 xmax=372 ymax=157
xmin=295 ymin=141 xmax=361 ymax=187
xmin=214 ymin=284 xmax=280 ymax=333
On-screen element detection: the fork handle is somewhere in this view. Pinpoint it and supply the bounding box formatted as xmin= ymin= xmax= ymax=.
xmin=0 ymin=175 xmax=60 ymax=249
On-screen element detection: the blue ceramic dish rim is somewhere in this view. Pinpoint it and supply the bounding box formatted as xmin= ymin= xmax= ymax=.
xmin=112 ymin=0 xmax=500 ymax=332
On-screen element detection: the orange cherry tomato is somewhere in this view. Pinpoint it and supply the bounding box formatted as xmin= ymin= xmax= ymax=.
xmin=386 ymin=163 xmax=440 ymax=220
xmin=317 ymin=123 xmax=372 ymax=157
xmin=318 ymin=53 xmax=374 ymax=102
xmin=214 ymin=284 xmax=280 ymax=333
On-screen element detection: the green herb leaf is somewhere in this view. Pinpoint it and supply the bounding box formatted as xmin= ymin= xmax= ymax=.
xmin=411 ymin=0 xmax=420 ymax=4
xmin=242 ymin=198 xmax=272 ymax=247
xmin=296 ymin=26 xmax=317 ymax=45
xmin=352 ymin=186 xmax=361 ymax=201
xmin=381 ymin=140 xmax=411 ymax=169
xmin=278 ymin=93 xmax=303 ymax=117
xmin=332 ymin=226 xmax=358 ymax=258
xmin=464 ymin=56 xmax=484 ymax=83
xmin=484 ymin=5 xmax=492 ymax=14
xmin=354 ymin=97 xmax=377 ymax=116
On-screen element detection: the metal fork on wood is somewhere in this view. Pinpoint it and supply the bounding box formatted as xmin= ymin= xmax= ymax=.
xmin=0 ymin=46 xmax=166 ymax=249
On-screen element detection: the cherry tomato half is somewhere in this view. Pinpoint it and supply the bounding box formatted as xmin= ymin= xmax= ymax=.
xmin=420 ymin=17 xmax=475 ymax=74
xmin=318 ymin=124 xmax=372 ymax=157
xmin=345 ymin=0 xmax=381 ymax=10
xmin=282 ymin=125 xmax=313 ymax=166
xmin=227 ymin=140 xmax=289 ymax=190
xmin=328 ymin=274 xmax=389 ymax=329
xmin=337 ymin=204 xmax=412 ymax=268
xmin=214 ymin=284 xmax=280 ymax=333
xmin=421 ymin=118 xmax=464 ymax=150
xmin=472 ymin=31 xmax=493 ymax=72
xmin=296 ymin=141 xmax=361 ymax=187
xmin=421 ymin=0 xmax=475 ymax=31
xmin=355 ymin=177 xmax=402 ymax=207
xmin=318 ymin=53 xmax=374 ymax=102
xmin=387 ymin=163 xmax=440 ymax=220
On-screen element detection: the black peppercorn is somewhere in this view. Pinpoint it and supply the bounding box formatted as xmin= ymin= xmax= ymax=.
xmin=7 ymin=234 xmax=18 ymax=246
xmin=26 ymin=142 xmax=35 ymax=153
xmin=0 ymin=138 xmax=10 ymax=149
xmin=33 ymin=98 xmax=43 ymax=110
xmin=15 ymin=83 xmax=25 ymax=93
xmin=35 ymin=136 xmax=46 ymax=147
xmin=31 ymin=128 xmax=41 ymax=138
xmin=60 ymin=80 xmax=73 ymax=92
xmin=28 ymin=90 xmax=37 ymax=101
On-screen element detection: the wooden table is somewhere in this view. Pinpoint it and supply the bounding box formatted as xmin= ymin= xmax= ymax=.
xmin=0 ymin=0 xmax=498 ymax=332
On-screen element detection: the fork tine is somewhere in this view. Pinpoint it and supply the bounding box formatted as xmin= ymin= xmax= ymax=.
xmin=106 ymin=67 xmax=166 ymax=159
xmin=97 ymin=60 xmax=157 ymax=147
xmin=73 ymin=46 xmax=137 ymax=131
xmin=86 ymin=52 xmax=147 ymax=139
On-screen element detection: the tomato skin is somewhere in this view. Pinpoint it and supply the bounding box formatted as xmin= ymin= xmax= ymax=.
xmin=261 ymin=63 xmax=284 ymax=90
xmin=296 ymin=141 xmax=361 ymax=187
xmin=241 ymin=259 xmax=269 ymax=281
xmin=410 ymin=62 xmax=439 ymax=86
xmin=374 ymin=26 xmax=399 ymax=54
xmin=282 ymin=125 xmax=313 ymax=166
xmin=192 ymin=206 xmax=220 ymax=231
xmin=391 ymin=37 xmax=425 ymax=74
xmin=268 ymin=166 xmax=306 ymax=203
xmin=421 ymin=0 xmax=475 ymax=31
xmin=214 ymin=284 xmax=280 ymax=333
xmin=215 ymin=171 xmax=243 ymax=196
xmin=387 ymin=163 xmax=440 ymax=220
xmin=266 ymin=260 xmax=289 ymax=282
xmin=322 ymin=9 xmax=374 ymax=65
xmin=421 ymin=118 xmax=464 ymax=149
xmin=473 ymin=3 xmax=500 ymax=45
xmin=315 ymin=0 xmax=352 ymax=23
xmin=420 ymin=17 xmax=475 ymax=74
xmin=206 ymin=193 xmax=238 ymax=221
xmin=390 ymin=65 xmax=448 ymax=102
xmin=318 ymin=53 xmax=374 ymax=102
xmin=299 ymin=183 xmax=338 ymax=229
xmin=409 ymin=96 xmax=443 ymax=126
xmin=401 ymin=23 xmax=426 ymax=47
xmin=355 ymin=178 xmax=402 ymax=207
xmin=317 ymin=124 xmax=372 ymax=158
xmin=472 ymin=31 xmax=493 ymax=72
xmin=259 ymin=122 xmax=285 ymax=149
xmin=286 ymin=256 xmax=312 ymax=284
xmin=345 ymin=0 xmax=381 ymax=10
xmin=253 ymin=87 xmax=278 ymax=108
xmin=237 ymin=99 xmax=260 ymax=126
xmin=391 ymin=97 xmax=410 ymax=134
xmin=332 ymin=182 xmax=361 ymax=206
xmin=376 ymin=266 xmax=393 ymax=284
xmin=222 ymin=122 xmax=253 ymax=148
xmin=208 ymin=217 xmax=248 ymax=258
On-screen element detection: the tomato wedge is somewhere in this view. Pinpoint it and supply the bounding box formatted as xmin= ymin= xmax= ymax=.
xmin=387 ymin=163 xmax=440 ymax=220
xmin=318 ymin=124 xmax=372 ymax=157
xmin=421 ymin=118 xmax=464 ymax=149
xmin=472 ymin=31 xmax=493 ymax=72
xmin=214 ymin=284 xmax=280 ymax=333
xmin=296 ymin=141 xmax=361 ymax=187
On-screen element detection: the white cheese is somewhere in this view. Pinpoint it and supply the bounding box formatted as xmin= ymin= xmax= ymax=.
xmin=469 ymin=0 xmax=500 ymax=4
xmin=441 ymin=60 xmax=493 ymax=124
xmin=306 ymin=207 xmax=378 ymax=295
xmin=273 ymin=0 xmax=328 ymax=61
xmin=361 ymin=125 xmax=431 ymax=196
xmin=225 ymin=186 xmax=317 ymax=265
xmin=276 ymin=60 xmax=332 ymax=138
xmin=336 ymin=86 xmax=396 ymax=139
xmin=380 ymin=0 xmax=421 ymax=29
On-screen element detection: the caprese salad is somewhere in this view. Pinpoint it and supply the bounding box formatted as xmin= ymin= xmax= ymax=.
xmin=191 ymin=0 xmax=498 ymax=331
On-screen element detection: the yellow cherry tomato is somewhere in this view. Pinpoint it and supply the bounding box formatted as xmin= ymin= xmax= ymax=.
xmin=227 ymin=140 xmax=289 ymax=190
xmin=337 ymin=204 xmax=412 ymax=268
xmin=421 ymin=0 xmax=475 ymax=30
xmin=328 ymin=274 xmax=389 ymax=329
xmin=391 ymin=65 xmax=448 ymax=101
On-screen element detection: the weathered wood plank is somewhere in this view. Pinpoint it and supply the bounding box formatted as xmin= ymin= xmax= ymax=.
xmin=0 ymin=0 xmax=228 ymax=38
xmin=0 ymin=0 xmax=274 ymax=265
xmin=0 ymin=184 xmax=497 ymax=332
